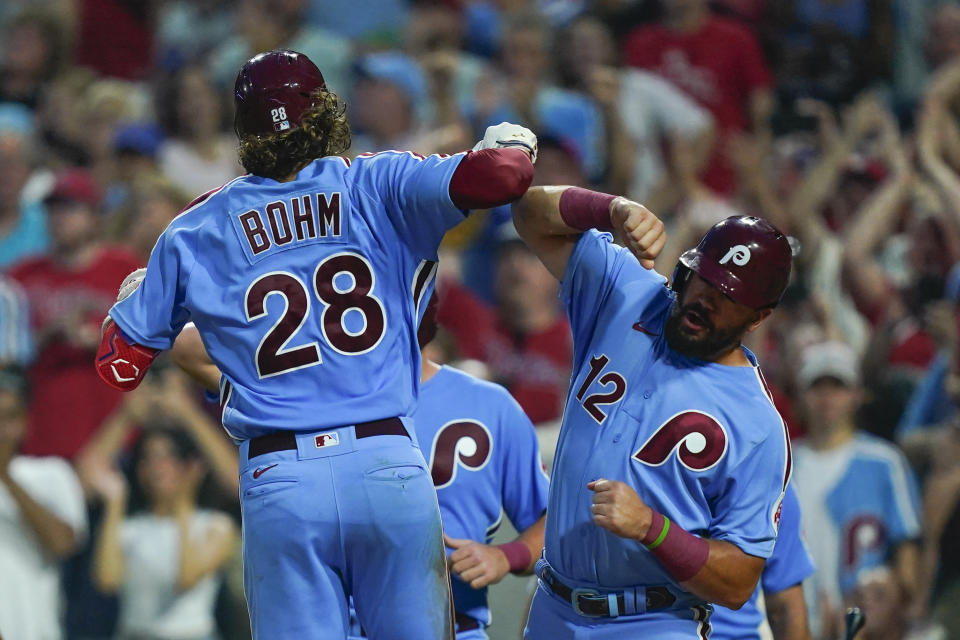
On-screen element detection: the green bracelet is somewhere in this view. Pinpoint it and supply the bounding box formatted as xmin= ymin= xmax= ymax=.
xmin=646 ymin=516 xmax=671 ymax=550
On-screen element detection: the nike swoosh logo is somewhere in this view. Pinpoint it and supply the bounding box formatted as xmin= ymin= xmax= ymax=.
xmin=252 ymin=463 xmax=279 ymax=479
xmin=632 ymin=322 xmax=659 ymax=336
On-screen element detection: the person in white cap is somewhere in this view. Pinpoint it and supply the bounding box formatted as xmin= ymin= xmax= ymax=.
xmin=792 ymin=340 xmax=922 ymax=640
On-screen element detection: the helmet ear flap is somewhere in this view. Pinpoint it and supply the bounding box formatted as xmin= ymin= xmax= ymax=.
xmin=671 ymin=263 xmax=691 ymax=298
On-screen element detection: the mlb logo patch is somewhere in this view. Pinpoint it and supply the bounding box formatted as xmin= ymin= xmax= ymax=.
xmin=315 ymin=432 xmax=340 ymax=448
xmin=275 ymin=120 xmax=291 ymax=132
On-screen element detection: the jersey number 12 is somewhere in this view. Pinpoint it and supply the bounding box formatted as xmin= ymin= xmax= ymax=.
xmin=244 ymin=251 xmax=386 ymax=378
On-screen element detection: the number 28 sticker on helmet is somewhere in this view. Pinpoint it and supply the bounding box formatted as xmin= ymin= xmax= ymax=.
xmin=234 ymin=49 xmax=327 ymax=138
xmin=672 ymin=216 xmax=793 ymax=310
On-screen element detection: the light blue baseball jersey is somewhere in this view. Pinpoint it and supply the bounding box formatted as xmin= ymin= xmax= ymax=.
xmin=110 ymin=152 xmax=464 ymax=440
xmin=420 ymin=365 xmax=550 ymax=628
xmin=793 ymin=433 xmax=920 ymax=609
xmin=546 ymin=230 xmax=791 ymax=597
xmin=711 ymin=484 xmax=815 ymax=640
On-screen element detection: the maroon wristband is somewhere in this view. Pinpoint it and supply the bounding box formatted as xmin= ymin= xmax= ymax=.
xmin=558 ymin=187 xmax=616 ymax=231
xmin=641 ymin=511 xmax=709 ymax=583
xmin=496 ymin=541 xmax=532 ymax=574
xmin=640 ymin=511 xmax=667 ymax=546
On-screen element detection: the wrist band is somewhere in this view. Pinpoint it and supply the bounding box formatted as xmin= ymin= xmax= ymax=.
xmin=496 ymin=541 xmax=532 ymax=574
xmin=640 ymin=510 xmax=709 ymax=583
xmin=558 ymin=187 xmax=616 ymax=231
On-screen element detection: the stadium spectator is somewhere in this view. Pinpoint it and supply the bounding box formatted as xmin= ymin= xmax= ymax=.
xmin=0 ymin=8 xmax=68 ymax=110
xmin=438 ymin=224 xmax=571 ymax=426
xmin=207 ymin=0 xmax=353 ymax=93
xmin=0 ymin=103 xmax=49 ymax=269
xmin=107 ymin=174 xmax=190 ymax=263
xmin=852 ymin=565 xmax=947 ymax=640
xmin=73 ymin=0 xmax=154 ymax=80
xmin=623 ymin=0 xmax=774 ymax=196
xmin=348 ymin=52 xmax=436 ymax=154
xmin=89 ymin=423 xmax=237 ymax=640
xmin=769 ymin=0 xmax=894 ymax=106
xmin=8 ymin=169 xmax=141 ymax=460
xmin=470 ymin=11 xmax=607 ymax=182
xmin=792 ymin=341 xmax=922 ymax=639
xmin=157 ymin=65 xmax=243 ymax=196
xmin=0 ymin=276 xmax=32 ymax=367
xmin=0 ymin=366 xmax=87 ymax=640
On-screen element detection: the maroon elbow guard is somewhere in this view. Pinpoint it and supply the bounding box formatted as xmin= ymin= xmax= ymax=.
xmin=449 ymin=148 xmax=534 ymax=209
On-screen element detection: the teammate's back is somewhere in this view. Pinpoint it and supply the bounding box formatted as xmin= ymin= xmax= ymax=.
xmin=113 ymin=150 xmax=465 ymax=439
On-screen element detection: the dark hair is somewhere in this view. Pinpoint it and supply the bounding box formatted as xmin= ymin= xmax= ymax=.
xmin=126 ymin=424 xmax=203 ymax=512
xmin=237 ymin=89 xmax=351 ymax=180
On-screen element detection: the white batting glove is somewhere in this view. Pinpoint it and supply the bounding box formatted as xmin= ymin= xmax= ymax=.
xmin=102 ymin=268 xmax=146 ymax=334
xmin=472 ymin=122 xmax=538 ymax=163
xmin=117 ymin=268 xmax=146 ymax=302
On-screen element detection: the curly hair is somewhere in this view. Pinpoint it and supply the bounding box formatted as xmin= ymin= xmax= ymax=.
xmin=237 ymin=90 xmax=351 ymax=181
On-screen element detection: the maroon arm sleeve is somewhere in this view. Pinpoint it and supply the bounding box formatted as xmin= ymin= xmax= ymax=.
xmin=448 ymin=148 xmax=534 ymax=210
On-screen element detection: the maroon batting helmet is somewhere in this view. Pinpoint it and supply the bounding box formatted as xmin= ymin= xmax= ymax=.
xmin=673 ymin=216 xmax=792 ymax=309
xmin=234 ymin=49 xmax=327 ymax=138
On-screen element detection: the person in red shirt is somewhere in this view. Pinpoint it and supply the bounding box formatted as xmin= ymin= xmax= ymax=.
xmin=438 ymin=225 xmax=571 ymax=425
xmin=623 ymin=0 xmax=773 ymax=196
xmin=8 ymin=169 xmax=141 ymax=459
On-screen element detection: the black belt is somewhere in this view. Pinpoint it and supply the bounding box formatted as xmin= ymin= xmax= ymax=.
xmin=455 ymin=612 xmax=480 ymax=632
xmin=247 ymin=418 xmax=408 ymax=460
xmin=540 ymin=566 xmax=676 ymax=618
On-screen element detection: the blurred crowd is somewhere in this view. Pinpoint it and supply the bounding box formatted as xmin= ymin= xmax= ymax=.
xmin=1 ymin=0 xmax=960 ymax=639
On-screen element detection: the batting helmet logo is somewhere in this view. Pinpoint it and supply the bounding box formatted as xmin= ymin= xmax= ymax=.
xmin=719 ymin=245 xmax=751 ymax=266
xmin=672 ymin=216 xmax=792 ymax=309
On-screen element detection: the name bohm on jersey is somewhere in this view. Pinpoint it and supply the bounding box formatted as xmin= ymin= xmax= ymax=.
xmin=233 ymin=191 xmax=345 ymax=263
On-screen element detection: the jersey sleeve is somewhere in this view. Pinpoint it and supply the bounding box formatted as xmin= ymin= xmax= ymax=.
xmin=560 ymin=230 xmax=668 ymax=356
xmin=707 ymin=416 xmax=789 ymax=559
xmin=352 ymin=151 xmax=467 ymax=260
xmin=498 ymin=391 xmax=550 ymax=533
xmin=883 ymin=451 xmax=922 ymax=544
xmin=761 ymin=484 xmax=815 ymax=593
xmin=108 ymin=227 xmax=194 ymax=351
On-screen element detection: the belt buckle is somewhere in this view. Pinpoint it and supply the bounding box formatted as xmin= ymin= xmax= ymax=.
xmin=571 ymin=587 xmax=605 ymax=618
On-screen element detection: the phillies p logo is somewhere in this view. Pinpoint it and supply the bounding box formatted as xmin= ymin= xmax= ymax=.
xmin=634 ymin=411 xmax=728 ymax=471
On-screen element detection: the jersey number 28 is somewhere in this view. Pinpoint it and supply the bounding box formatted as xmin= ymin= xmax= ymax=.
xmin=244 ymin=251 xmax=386 ymax=378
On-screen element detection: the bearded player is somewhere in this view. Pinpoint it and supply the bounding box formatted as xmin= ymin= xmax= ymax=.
xmin=512 ymin=186 xmax=793 ymax=639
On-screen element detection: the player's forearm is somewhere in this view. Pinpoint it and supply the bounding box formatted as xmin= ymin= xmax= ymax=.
xmin=765 ymin=584 xmax=813 ymax=640
xmin=511 ymin=513 xmax=546 ymax=574
xmin=0 ymin=474 xmax=77 ymax=559
xmin=448 ymin=148 xmax=534 ymax=209
xmin=170 ymin=325 xmax=221 ymax=393
xmin=512 ymin=186 xmax=616 ymax=279
xmin=679 ymin=539 xmax=765 ymax=609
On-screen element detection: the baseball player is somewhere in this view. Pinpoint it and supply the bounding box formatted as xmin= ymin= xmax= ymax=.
xmin=93 ymin=49 xmax=537 ymax=640
xmin=710 ymin=484 xmax=815 ymax=640
xmin=165 ymin=293 xmax=550 ymax=640
xmin=512 ymin=186 xmax=793 ymax=639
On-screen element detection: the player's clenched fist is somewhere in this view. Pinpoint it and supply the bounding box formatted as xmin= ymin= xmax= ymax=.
xmin=587 ymin=478 xmax=655 ymax=541
xmin=444 ymin=533 xmax=510 ymax=589
xmin=609 ymin=197 xmax=666 ymax=270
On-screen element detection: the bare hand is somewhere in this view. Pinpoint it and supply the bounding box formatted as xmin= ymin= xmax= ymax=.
xmin=609 ymin=198 xmax=666 ymax=269
xmin=587 ymin=478 xmax=653 ymax=540
xmin=88 ymin=466 xmax=128 ymax=504
xmin=444 ymin=533 xmax=510 ymax=589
